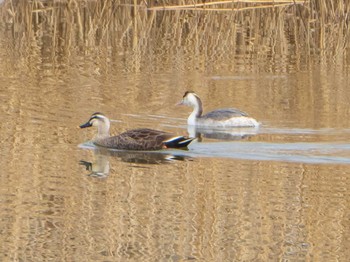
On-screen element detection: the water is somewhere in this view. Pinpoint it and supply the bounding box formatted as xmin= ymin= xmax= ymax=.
xmin=1 ymin=3 xmax=350 ymax=261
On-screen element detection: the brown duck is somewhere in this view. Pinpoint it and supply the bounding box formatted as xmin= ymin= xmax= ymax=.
xmin=80 ymin=112 xmax=194 ymax=150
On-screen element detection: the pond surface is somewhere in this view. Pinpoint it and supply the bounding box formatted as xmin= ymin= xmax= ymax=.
xmin=1 ymin=2 xmax=350 ymax=261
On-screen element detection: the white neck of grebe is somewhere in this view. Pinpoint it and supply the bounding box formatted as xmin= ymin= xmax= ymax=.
xmin=187 ymin=125 xmax=197 ymax=138
xmin=185 ymin=93 xmax=203 ymax=125
xmin=188 ymin=108 xmax=200 ymax=125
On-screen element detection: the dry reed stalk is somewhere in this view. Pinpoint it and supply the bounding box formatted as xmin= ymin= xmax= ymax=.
xmin=148 ymin=3 xmax=296 ymax=12
xmin=147 ymin=0 xmax=306 ymax=10
xmin=0 ymin=0 xmax=349 ymax=69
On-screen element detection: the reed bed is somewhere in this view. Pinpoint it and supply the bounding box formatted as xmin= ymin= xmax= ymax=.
xmin=0 ymin=0 xmax=349 ymax=69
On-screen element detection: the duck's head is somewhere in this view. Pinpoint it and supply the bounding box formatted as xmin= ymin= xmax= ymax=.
xmin=80 ymin=112 xmax=110 ymax=132
xmin=177 ymin=91 xmax=202 ymax=108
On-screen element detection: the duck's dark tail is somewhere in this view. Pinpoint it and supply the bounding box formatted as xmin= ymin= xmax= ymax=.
xmin=164 ymin=136 xmax=195 ymax=149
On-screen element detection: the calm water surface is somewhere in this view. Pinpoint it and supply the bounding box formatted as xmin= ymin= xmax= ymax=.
xmin=1 ymin=3 xmax=350 ymax=261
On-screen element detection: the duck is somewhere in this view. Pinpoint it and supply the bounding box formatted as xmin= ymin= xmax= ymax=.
xmin=177 ymin=91 xmax=260 ymax=127
xmin=80 ymin=112 xmax=195 ymax=150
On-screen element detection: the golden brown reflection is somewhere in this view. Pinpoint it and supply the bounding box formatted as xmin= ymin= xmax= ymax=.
xmin=1 ymin=1 xmax=350 ymax=128
xmin=1 ymin=1 xmax=350 ymax=261
xmin=3 ymin=144 xmax=350 ymax=261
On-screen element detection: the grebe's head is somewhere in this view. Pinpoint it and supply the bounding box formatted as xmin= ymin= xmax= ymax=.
xmin=177 ymin=91 xmax=202 ymax=108
xmin=80 ymin=112 xmax=110 ymax=129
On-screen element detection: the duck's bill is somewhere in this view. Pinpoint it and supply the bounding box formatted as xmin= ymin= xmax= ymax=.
xmin=80 ymin=122 xmax=92 ymax=128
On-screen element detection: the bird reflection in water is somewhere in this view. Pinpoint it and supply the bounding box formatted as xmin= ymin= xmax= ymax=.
xmin=79 ymin=151 xmax=110 ymax=178
xmin=187 ymin=125 xmax=259 ymax=142
xmin=79 ymin=146 xmax=192 ymax=177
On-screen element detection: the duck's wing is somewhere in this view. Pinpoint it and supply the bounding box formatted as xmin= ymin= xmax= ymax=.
xmin=202 ymin=108 xmax=249 ymax=120
xmin=122 ymin=128 xmax=170 ymax=149
xmin=117 ymin=128 xmax=179 ymax=150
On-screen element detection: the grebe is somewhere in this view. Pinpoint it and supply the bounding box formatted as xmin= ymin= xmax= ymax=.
xmin=177 ymin=91 xmax=259 ymax=127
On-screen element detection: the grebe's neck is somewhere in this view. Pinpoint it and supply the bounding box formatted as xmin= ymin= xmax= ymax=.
xmin=187 ymin=125 xmax=198 ymax=138
xmin=188 ymin=100 xmax=203 ymax=125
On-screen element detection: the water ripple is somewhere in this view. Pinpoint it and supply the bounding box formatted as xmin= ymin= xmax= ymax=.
xmin=186 ymin=141 xmax=350 ymax=164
